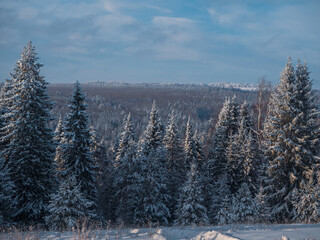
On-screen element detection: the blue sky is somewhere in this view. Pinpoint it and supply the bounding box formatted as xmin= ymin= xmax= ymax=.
xmin=0 ymin=0 xmax=319 ymax=87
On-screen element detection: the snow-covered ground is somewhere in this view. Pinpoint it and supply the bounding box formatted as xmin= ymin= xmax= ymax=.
xmin=2 ymin=224 xmax=319 ymax=240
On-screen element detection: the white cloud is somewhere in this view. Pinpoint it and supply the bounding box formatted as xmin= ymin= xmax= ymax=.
xmin=152 ymin=16 xmax=195 ymax=27
xmin=17 ymin=7 xmax=38 ymax=19
xmin=207 ymin=6 xmax=253 ymax=26
xmin=154 ymin=44 xmax=202 ymax=61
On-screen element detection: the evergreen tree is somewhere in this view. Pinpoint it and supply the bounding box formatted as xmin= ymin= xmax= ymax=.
xmin=290 ymin=60 xmax=320 ymax=222
xmin=0 ymin=160 xmax=8 ymax=225
xmin=61 ymin=81 xmax=97 ymax=215
xmin=113 ymin=114 xmax=140 ymax=224
xmin=193 ymin=130 xmax=205 ymax=168
xmin=217 ymin=195 xmax=232 ymax=225
xmin=184 ymin=117 xmax=197 ymax=168
xmin=207 ymin=96 xmax=240 ymax=222
xmin=240 ymin=101 xmax=261 ymax=190
xmin=175 ymin=163 xmax=209 ymax=226
xmin=89 ymin=127 xmax=107 ymax=221
xmin=135 ymin=102 xmax=170 ymax=225
xmin=163 ymin=111 xmax=185 ymax=221
xmin=239 ymin=101 xmax=254 ymax=135
xmin=102 ymin=145 xmax=116 ymax=222
xmin=263 ymin=58 xmax=320 ymax=223
xmin=229 ymin=183 xmax=258 ymax=224
xmin=46 ymin=176 xmax=94 ymax=231
xmin=54 ymin=116 xmax=65 ymax=180
xmin=0 ymin=110 xmax=10 ymax=225
xmin=227 ymin=116 xmax=257 ymax=196
xmin=194 ymin=130 xmax=211 ymax=212
xmin=0 ymin=41 xmax=55 ymax=224
xmin=291 ymin=179 xmax=319 ymax=223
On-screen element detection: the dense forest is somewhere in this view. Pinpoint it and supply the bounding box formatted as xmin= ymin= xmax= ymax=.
xmin=0 ymin=42 xmax=319 ymax=231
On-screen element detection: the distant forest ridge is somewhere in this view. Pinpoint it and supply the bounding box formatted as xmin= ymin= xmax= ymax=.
xmin=46 ymin=81 xmax=262 ymax=147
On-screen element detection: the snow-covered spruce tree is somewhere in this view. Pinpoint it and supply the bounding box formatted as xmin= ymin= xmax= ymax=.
xmin=61 ymin=81 xmax=97 ymax=216
xmin=207 ymin=96 xmax=240 ymax=222
xmin=102 ymin=144 xmax=116 ymax=222
xmin=134 ymin=102 xmax=170 ymax=226
xmin=0 ymin=157 xmax=8 ymax=225
xmin=46 ymin=176 xmax=94 ymax=231
xmin=163 ymin=111 xmax=185 ymax=221
xmin=194 ymin=130 xmax=205 ymax=169
xmin=194 ymin=130 xmax=211 ymax=212
xmin=229 ymin=183 xmax=258 ymax=224
xmin=184 ymin=119 xmax=210 ymax=211
xmin=184 ymin=117 xmax=198 ymax=168
xmin=239 ymin=101 xmax=255 ymax=135
xmin=263 ymin=58 xmax=320 ymax=223
xmin=0 ymin=109 xmax=11 ymax=225
xmin=227 ymin=116 xmax=257 ymax=196
xmin=239 ymin=101 xmax=261 ymax=189
xmin=113 ymin=113 xmax=141 ymax=225
xmin=175 ymin=162 xmax=209 ymax=226
xmin=54 ymin=116 xmax=65 ymax=181
xmin=290 ymin=60 xmax=320 ymax=223
xmin=217 ymin=194 xmax=232 ymax=225
xmin=0 ymin=41 xmax=55 ymax=224
xmin=89 ymin=126 xmax=107 ymax=221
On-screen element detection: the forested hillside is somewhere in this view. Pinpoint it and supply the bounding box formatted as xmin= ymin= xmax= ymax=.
xmin=48 ymin=82 xmax=261 ymax=149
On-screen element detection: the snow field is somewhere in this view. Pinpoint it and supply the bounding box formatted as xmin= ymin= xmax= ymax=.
xmin=2 ymin=224 xmax=319 ymax=240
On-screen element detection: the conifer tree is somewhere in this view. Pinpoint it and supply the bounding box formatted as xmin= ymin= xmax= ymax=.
xmin=184 ymin=117 xmax=197 ymax=168
xmin=102 ymin=145 xmax=116 ymax=222
xmin=54 ymin=116 xmax=65 ymax=180
xmin=46 ymin=176 xmax=94 ymax=231
xmin=89 ymin=126 xmax=107 ymax=221
xmin=263 ymin=58 xmax=320 ymax=223
xmin=229 ymin=183 xmax=258 ymax=224
xmin=194 ymin=130 xmax=211 ymax=211
xmin=227 ymin=116 xmax=257 ymax=196
xmin=113 ymin=114 xmax=140 ymax=224
xmin=207 ymin=96 xmax=240 ymax=222
xmin=290 ymin=60 xmax=320 ymax=222
xmin=0 ymin=41 xmax=55 ymax=224
xmin=163 ymin=111 xmax=185 ymax=221
xmin=217 ymin=195 xmax=232 ymax=225
xmin=239 ymin=101 xmax=254 ymax=135
xmin=0 ymin=110 xmax=10 ymax=224
xmin=175 ymin=163 xmax=209 ymax=226
xmin=135 ymin=102 xmax=170 ymax=225
xmin=61 ymin=81 xmax=97 ymax=215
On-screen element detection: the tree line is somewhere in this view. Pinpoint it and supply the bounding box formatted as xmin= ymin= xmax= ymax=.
xmin=0 ymin=42 xmax=319 ymax=230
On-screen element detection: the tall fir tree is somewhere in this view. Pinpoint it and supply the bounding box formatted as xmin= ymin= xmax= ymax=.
xmin=113 ymin=114 xmax=141 ymax=224
xmin=194 ymin=130 xmax=211 ymax=212
xmin=207 ymin=96 xmax=240 ymax=222
xmin=46 ymin=176 xmax=94 ymax=231
xmin=229 ymin=183 xmax=258 ymax=224
xmin=54 ymin=116 xmax=65 ymax=181
xmin=290 ymin=60 xmax=320 ymax=222
xmin=135 ymin=102 xmax=170 ymax=225
xmin=61 ymin=81 xmax=97 ymax=217
xmin=263 ymin=58 xmax=320 ymax=223
xmin=175 ymin=162 xmax=209 ymax=226
xmin=89 ymin=126 xmax=107 ymax=221
xmin=163 ymin=111 xmax=185 ymax=221
xmin=0 ymin=41 xmax=55 ymax=224
xmin=227 ymin=115 xmax=257 ymax=196
xmin=184 ymin=117 xmax=198 ymax=168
